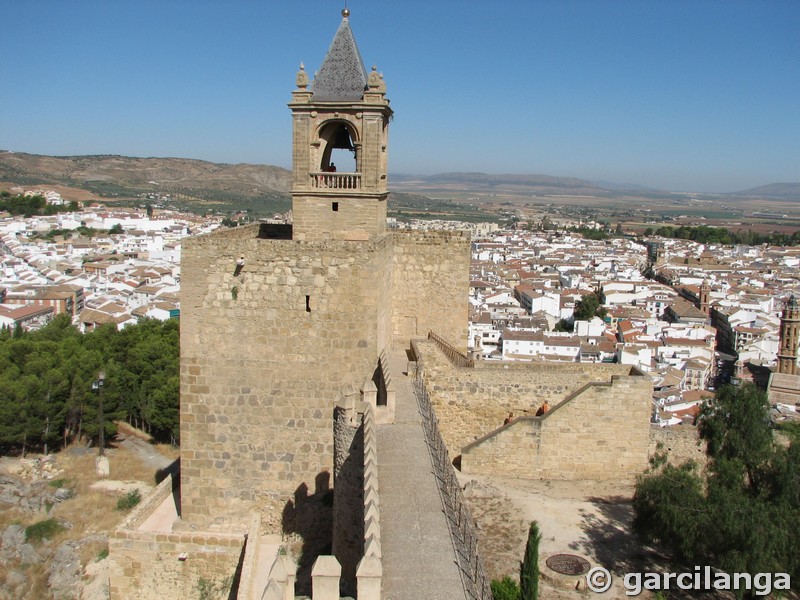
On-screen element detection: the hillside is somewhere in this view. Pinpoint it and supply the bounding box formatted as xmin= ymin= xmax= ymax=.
xmin=0 ymin=151 xmax=292 ymax=200
xmin=732 ymin=182 xmax=800 ymax=201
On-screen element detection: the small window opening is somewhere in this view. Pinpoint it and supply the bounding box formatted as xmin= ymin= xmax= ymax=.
xmin=332 ymin=202 xmax=339 ymax=212
xmin=305 ymin=295 xmax=311 ymax=312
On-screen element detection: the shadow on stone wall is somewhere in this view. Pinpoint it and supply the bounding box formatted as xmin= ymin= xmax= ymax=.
xmin=281 ymin=472 xmax=333 ymax=595
xmin=155 ymin=458 xmax=181 ymax=516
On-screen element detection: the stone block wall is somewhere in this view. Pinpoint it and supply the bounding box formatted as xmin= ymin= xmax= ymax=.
xmin=292 ymin=193 xmax=387 ymax=241
xmin=109 ymin=475 xmax=247 ymax=600
xmin=414 ymin=338 xmax=637 ymax=452
xmin=391 ymin=231 xmax=471 ymax=352
xmin=649 ymin=425 xmax=707 ymax=467
xmin=460 ymin=374 xmax=654 ymax=480
xmin=180 ymin=225 xmax=393 ymax=530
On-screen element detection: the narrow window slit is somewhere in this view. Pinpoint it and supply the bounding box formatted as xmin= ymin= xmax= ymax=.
xmin=332 ymin=202 xmax=339 ymax=212
xmin=305 ymin=295 xmax=311 ymax=312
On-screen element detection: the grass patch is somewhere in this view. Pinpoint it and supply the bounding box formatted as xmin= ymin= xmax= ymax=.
xmin=48 ymin=477 xmax=73 ymax=488
xmin=24 ymin=518 xmax=65 ymax=543
xmin=777 ymin=420 xmax=800 ymax=444
xmin=116 ymin=489 xmax=142 ymax=511
xmin=96 ymin=547 xmax=109 ymax=561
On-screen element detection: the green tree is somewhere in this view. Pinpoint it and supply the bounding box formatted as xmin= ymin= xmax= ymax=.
xmin=0 ymin=317 xmax=180 ymax=453
xmin=573 ymin=291 xmax=607 ymax=322
xmin=633 ymin=384 xmax=800 ymax=595
xmin=520 ymin=521 xmax=541 ymax=600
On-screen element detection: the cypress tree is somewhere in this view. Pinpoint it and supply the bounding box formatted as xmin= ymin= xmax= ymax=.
xmin=520 ymin=521 xmax=541 ymax=600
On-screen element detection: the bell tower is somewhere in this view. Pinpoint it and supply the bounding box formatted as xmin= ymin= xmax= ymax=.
xmin=777 ymin=295 xmax=800 ymax=375
xmin=289 ymin=8 xmax=392 ymax=241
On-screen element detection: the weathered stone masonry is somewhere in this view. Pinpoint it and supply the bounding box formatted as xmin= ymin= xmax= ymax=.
xmin=179 ymin=225 xmax=470 ymax=532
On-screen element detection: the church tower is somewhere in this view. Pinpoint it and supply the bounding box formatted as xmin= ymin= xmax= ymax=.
xmin=289 ymin=8 xmax=392 ymax=241
xmin=699 ymin=280 xmax=710 ymax=315
xmin=777 ymin=295 xmax=800 ymax=375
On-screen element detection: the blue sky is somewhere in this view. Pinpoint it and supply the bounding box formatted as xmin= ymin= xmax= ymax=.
xmin=2 ymin=1 xmax=798 ymax=193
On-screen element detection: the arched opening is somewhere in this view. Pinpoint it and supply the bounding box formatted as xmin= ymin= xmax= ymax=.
xmin=319 ymin=121 xmax=357 ymax=173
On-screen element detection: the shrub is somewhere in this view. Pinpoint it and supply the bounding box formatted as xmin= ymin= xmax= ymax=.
xmin=24 ymin=518 xmax=66 ymax=543
xmin=491 ymin=576 xmax=521 ymax=600
xmin=116 ymin=489 xmax=142 ymax=511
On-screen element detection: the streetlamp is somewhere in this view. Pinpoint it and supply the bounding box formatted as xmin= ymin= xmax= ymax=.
xmin=92 ymin=371 xmax=106 ymax=456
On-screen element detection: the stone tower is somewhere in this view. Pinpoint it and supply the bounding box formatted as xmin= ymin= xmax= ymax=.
xmin=177 ymin=9 xmax=470 ymax=531
xmin=777 ymin=295 xmax=800 ymax=375
xmin=699 ymin=280 xmax=710 ymax=315
xmin=289 ymin=9 xmax=391 ymax=241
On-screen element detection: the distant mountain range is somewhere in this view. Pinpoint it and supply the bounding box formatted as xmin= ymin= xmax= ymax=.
xmin=1 ymin=151 xmax=797 ymax=201
xmin=730 ymin=183 xmax=800 ymax=200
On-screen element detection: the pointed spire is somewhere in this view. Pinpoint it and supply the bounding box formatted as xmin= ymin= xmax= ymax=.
xmin=311 ymin=10 xmax=368 ymax=101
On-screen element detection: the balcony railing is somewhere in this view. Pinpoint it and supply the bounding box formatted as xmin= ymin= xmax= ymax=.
xmin=309 ymin=172 xmax=362 ymax=190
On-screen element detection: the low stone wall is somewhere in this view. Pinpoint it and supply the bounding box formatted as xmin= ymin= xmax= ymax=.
xmin=109 ymin=474 xmax=247 ymax=599
xmin=649 ymin=425 xmax=707 ymax=467
xmin=235 ymin=514 xmax=263 ymax=600
xmin=115 ymin=473 xmax=175 ymax=531
xmin=428 ymin=331 xmax=474 ymax=368
xmin=413 ymin=338 xmax=641 ymax=453
xmin=461 ymin=374 xmax=654 ymax=481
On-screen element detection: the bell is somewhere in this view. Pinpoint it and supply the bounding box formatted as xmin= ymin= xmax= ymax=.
xmin=331 ymin=124 xmax=354 ymax=151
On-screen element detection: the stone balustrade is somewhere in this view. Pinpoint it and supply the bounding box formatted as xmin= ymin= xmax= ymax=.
xmin=309 ymin=172 xmax=362 ymax=190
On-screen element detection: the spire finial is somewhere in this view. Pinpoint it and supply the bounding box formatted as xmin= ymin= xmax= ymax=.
xmin=342 ymin=7 xmax=350 ymax=18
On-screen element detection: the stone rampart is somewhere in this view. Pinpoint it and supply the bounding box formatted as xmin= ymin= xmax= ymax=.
xmin=391 ymin=230 xmax=471 ymax=352
xmin=428 ymin=330 xmax=475 ymax=368
xmin=413 ymin=338 xmax=640 ymax=453
xmin=460 ymin=374 xmax=654 ymax=480
xmin=413 ymin=375 xmax=492 ymax=600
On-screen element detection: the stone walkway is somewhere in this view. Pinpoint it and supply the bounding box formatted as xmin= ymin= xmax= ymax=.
xmin=375 ymin=351 xmax=466 ymax=600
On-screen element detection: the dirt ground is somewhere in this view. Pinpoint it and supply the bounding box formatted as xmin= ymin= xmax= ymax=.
xmin=460 ymin=473 xmax=681 ymax=599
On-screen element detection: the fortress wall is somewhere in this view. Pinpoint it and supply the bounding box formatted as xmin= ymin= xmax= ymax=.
xmin=292 ymin=194 xmax=386 ymax=241
xmin=649 ymin=425 xmax=707 ymax=466
xmin=391 ymin=231 xmax=471 ymax=352
xmin=109 ymin=529 xmax=245 ymax=600
xmin=109 ymin=474 xmax=247 ymax=600
xmin=414 ymin=339 xmax=636 ymax=452
xmin=461 ymin=375 xmax=653 ymax=480
xmin=180 ymin=228 xmax=392 ymax=530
